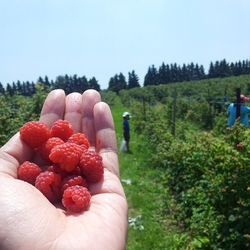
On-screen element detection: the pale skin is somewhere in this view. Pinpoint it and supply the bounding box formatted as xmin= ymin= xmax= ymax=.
xmin=0 ymin=89 xmax=128 ymax=250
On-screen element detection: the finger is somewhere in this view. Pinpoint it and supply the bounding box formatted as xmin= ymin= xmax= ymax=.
xmin=0 ymin=133 xmax=32 ymax=177
xmin=81 ymin=90 xmax=101 ymax=147
xmin=94 ymin=102 xmax=119 ymax=177
xmin=39 ymin=89 xmax=66 ymax=128
xmin=64 ymin=93 xmax=83 ymax=133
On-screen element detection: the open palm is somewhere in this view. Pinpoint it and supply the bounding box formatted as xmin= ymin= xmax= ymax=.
xmin=0 ymin=89 xmax=128 ymax=250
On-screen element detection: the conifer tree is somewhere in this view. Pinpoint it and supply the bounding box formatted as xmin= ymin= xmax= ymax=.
xmin=88 ymin=77 xmax=100 ymax=91
xmin=6 ymin=83 xmax=14 ymax=96
xmin=144 ymin=65 xmax=158 ymax=86
xmin=158 ymin=63 xmax=167 ymax=84
xmin=0 ymin=82 xmax=5 ymax=95
xmin=128 ymin=70 xmax=140 ymax=89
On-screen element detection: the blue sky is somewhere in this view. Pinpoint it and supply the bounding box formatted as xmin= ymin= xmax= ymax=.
xmin=0 ymin=0 xmax=250 ymax=89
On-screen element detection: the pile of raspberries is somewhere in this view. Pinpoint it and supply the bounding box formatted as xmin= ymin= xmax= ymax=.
xmin=17 ymin=119 xmax=104 ymax=213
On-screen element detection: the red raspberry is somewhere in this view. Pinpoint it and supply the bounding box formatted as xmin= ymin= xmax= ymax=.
xmin=17 ymin=161 xmax=42 ymax=185
xmin=67 ymin=133 xmax=90 ymax=149
xmin=61 ymin=175 xmax=88 ymax=193
xmin=49 ymin=142 xmax=84 ymax=172
xmin=20 ymin=121 xmax=50 ymax=148
xmin=62 ymin=185 xmax=91 ymax=213
xmin=35 ymin=171 xmax=62 ymax=202
xmin=51 ymin=120 xmax=73 ymax=141
xmin=79 ymin=150 xmax=104 ymax=183
xmin=236 ymin=143 xmax=244 ymax=150
xmin=39 ymin=137 xmax=64 ymax=161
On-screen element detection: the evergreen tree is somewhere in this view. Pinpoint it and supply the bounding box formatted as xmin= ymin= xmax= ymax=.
xmin=118 ymin=73 xmax=127 ymax=90
xmin=6 ymin=83 xmax=14 ymax=96
xmin=108 ymin=77 xmax=115 ymax=92
xmin=208 ymin=62 xmax=216 ymax=78
xmin=199 ymin=65 xmax=206 ymax=79
xmin=216 ymin=59 xmax=229 ymax=77
xmin=108 ymin=73 xmax=126 ymax=93
xmin=44 ymin=75 xmax=51 ymax=89
xmin=0 ymin=82 xmax=5 ymax=95
xmin=88 ymin=77 xmax=100 ymax=91
xmin=67 ymin=74 xmax=74 ymax=93
xmin=54 ymin=75 xmax=66 ymax=90
xmin=79 ymin=76 xmax=89 ymax=92
xmin=170 ymin=63 xmax=180 ymax=82
xmin=37 ymin=76 xmax=44 ymax=84
xmin=181 ymin=64 xmax=189 ymax=81
xmin=128 ymin=70 xmax=140 ymax=89
xmin=12 ymin=82 xmax=17 ymax=94
xmin=16 ymin=80 xmax=23 ymax=94
xmin=144 ymin=65 xmax=158 ymax=86
xmin=30 ymin=82 xmax=36 ymax=95
xmin=165 ymin=64 xmax=171 ymax=83
xmin=158 ymin=63 xmax=167 ymax=84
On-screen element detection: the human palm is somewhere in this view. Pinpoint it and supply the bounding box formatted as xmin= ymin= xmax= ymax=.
xmin=0 ymin=89 xmax=128 ymax=250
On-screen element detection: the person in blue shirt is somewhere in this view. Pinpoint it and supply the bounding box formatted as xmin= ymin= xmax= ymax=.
xmin=122 ymin=111 xmax=130 ymax=152
xmin=227 ymin=94 xmax=250 ymax=127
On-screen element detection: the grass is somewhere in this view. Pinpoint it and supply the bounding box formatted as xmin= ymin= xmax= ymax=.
xmin=109 ymin=96 xmax=189 ymax=250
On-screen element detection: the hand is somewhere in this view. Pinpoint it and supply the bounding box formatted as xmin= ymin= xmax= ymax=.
xmin=0 ymin=89 xmax=128 ymax=250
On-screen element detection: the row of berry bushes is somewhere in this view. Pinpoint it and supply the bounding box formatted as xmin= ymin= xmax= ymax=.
xmin=0 ymin=85 xmax=46 ymax=146
xmin=132 ymin=105 xmax=250 ymax=249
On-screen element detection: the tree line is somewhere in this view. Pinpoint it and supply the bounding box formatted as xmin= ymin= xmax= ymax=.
xmin=0 ymin=74 xmax=100 ymax=96
xmin=0 ymin=58 xmax=250 ymax=96
xmin=108 ymin=58 xmax=250 ymax=93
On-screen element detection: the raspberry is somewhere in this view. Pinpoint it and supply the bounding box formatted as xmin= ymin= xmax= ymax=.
xmin=67 ymin=133 xmax=90 ymax=148
xmin=39 ymin=137 xmax=64 ymax=161
xmin=17 ymin=119 xmax=104 ymax=213
xmin=79 ymin=150 xmax=104 ymax=183
xmin=17 ymin=161 xmax=42 ymax=185
xmin=61 ymin=175 xmax=88 ymax=193
xmin=49 ymin=142 xmax=84 ymax=172
xmin=20 ymin=121 xmax=51 ymax=148
xmin=51 ymin=119 xmax=73 ymax=141
xmin=62 ymin=185 xmax=91 ymax=213
xmin=35 ymin=171 xmax=62 ymax=202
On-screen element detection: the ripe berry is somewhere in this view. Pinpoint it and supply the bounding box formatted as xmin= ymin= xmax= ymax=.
xmin=236 ymin=143 xmax=244 ymax=150
xmin=51 ymin=119 xmax=73 ymax=141
xmin=79 ymin=150 xmax=104 ymax=183
xmin=67 ymin=133 xmax=90 ymax=149
xmin=61 ymin=175 xmax=88 ymax=193
xmin=62 ymin=185 xmax=91 ymax=213
xmin=49 ymin=142 xmax=84 ymax=172
xmin=39 ymin=137 xmax=64 ymax=161
xmin=35 ymin=171 xmax=62 ymax=202
xmin=20 ymin=121 xmax=50 ymax=148
xmin=17 ymin=161 xmax=42 ymax=185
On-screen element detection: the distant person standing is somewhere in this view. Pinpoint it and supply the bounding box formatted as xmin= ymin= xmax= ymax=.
xmin=227 ymin=94 xmax=250 ymax=127
xmin=122 ymin=112 xmax=130 ymax=152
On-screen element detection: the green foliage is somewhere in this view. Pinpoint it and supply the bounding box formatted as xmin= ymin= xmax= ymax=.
xmin=0 ymin=85 xmax=47 ymax=146
xmin=138 ymin=112 xmax=250 ymax=248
